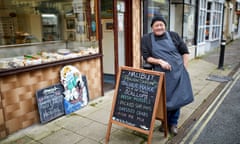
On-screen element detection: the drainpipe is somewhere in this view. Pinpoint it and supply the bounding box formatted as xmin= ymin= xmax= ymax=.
xmin=218 ymin=3 xmax=226 ymax=69
xmin=195 ymin=1 xmax=199 ymax=58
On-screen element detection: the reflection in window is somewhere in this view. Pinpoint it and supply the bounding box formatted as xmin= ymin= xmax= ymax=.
xmin=197 ymin=0 xmax=207 ymax=43
xmin=144 ymin=0 xmax=169 ymax=33
xmin=211 ymin=2 xmax=222 ymax=40
xmin=170 ymin=1 xmax=196 ymax=46
xmin=183 ymin=5 xmax=196 ymax=46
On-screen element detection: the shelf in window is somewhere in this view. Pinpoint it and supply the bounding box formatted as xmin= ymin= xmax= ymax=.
xmin=42 ymin=24 xmax=57 ymax=27
xmin=43 ymin=32 xmax=57 ymax=34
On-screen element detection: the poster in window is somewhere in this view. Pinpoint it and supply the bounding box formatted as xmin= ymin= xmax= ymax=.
xmin=77 ymin=13 xmax=85 ymax=22
xmin=73 ymin=2 xmax=85 ymax=13
xmin=76 ymin=25 xmax=85 ymax=34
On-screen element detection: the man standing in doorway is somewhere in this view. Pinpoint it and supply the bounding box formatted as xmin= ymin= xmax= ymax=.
xmin=141 ymin=15 xmax=194 ymax=136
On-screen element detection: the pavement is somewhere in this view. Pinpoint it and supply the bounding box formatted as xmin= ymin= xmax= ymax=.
xmin=0 ymin=39 xmax=239 ymax=144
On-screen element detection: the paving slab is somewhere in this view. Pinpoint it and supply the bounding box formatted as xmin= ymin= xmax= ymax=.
xmin=39 ymin=129 xmax=83 ymax=144
xmin=77 ymin=122 xmax=113 ymax=142
xmin=86 ymin=108 xmax=111 ymax=125
xmin=54 ymin=114 xmax=93 ymax=131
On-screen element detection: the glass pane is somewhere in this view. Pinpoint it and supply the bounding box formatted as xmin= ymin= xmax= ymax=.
xmin=205 ymin=27 xmax=209 ymax=40
xmin=146 ymin=0 xmax=169 ymax=33
xmin=0 ymin=0 xmax=100 ymax=70
xmin=191 ymin=0 xmax=197 ymax=5
xmin=0 ymin=0 xmax=99 ymax=48
xmin=183 ymin=5 xmax=196 ymax=46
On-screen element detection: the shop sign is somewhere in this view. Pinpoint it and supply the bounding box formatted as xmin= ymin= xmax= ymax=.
xmin=106 ymin=66 xmax=168 ymax=144
xmin=36 ymin=65 xmax=89 ymax=123
xmin=60 ymin=65 xmax=89 ymax=114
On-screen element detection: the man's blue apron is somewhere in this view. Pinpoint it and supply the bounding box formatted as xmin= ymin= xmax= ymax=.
xmin=151 ymin=32 xmax=194 ymax=110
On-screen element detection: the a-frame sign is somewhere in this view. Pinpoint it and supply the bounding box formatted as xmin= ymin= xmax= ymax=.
xmin=106 ymin=66 xmax=167 ymax=144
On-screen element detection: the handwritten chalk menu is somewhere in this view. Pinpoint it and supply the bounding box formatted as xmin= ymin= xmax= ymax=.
xmin=112 ymin=69 xmax=160 ymax=130
xmin=36 ymin=84 xmax=65 ymax=124
xmin=106 ymin=66 xmax=167 ymax=144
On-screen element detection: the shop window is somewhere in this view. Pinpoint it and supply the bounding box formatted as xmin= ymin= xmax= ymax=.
xmin=170 ymin=1 xmax=196 ymax=46
xmin=183 ymin=4 xmax=196 ymax=46
xmin=205 ymin=1 xmax=212 ymax=40
xmin=204 ymin=1 xmax=223 ymax=41
xmin=198 ymin=0 xmax=223 ymax=43
xmin=0 ymin=0 xmax=98 ymax=45
xmin=0 ymin=0 xmax=100 ymax=70
xmin=211 ymin=2 xmax=222 ymax=40
xmin=197 ymin=0 xmax=207 ymax=43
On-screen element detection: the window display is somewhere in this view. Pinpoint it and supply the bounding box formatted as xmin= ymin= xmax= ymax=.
xmin=0 ymin=0 xmax=100 ymax=71
xmin=0 ymin=45 xmax=99 ymax=70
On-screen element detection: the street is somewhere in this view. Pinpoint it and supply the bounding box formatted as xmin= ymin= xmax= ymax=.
xmin=180 ymin=70 xmax=240 ymax=144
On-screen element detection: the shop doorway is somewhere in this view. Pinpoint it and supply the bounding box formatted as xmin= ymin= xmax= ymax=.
xmin=101 ymin=0 xmax=132 ymax=92
xmin=115 ymin=0 xmax=133 ymax=68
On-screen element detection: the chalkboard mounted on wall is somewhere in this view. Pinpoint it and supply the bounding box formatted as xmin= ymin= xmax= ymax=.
xmin=36 ymin=83 xmax=65 ymax=124
xmin=106 ymin=66 xmax=167 ymax=144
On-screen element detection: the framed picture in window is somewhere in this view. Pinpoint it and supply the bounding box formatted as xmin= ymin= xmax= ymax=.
xmin=106 ymin=22 xmax=113 ymax=30
xmin=67 ymin=31 xmax=75 ymax=41
xmin=66 ymin=18 xmax=75 ymax=30
xmin=102 ymin=19 xmax=113 ymax=32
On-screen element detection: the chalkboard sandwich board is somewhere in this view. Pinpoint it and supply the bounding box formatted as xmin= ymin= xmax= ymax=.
xmin=36 ymin=83 xmax=65 ymax=124
xmin=106 ymin=66 xmax=167 ymax=144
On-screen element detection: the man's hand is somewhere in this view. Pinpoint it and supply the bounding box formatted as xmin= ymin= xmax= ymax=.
xmin=158 ymin=59 xmax=172 ymax=71
xmin=147 ymin=57 xmax=172 ymax=71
